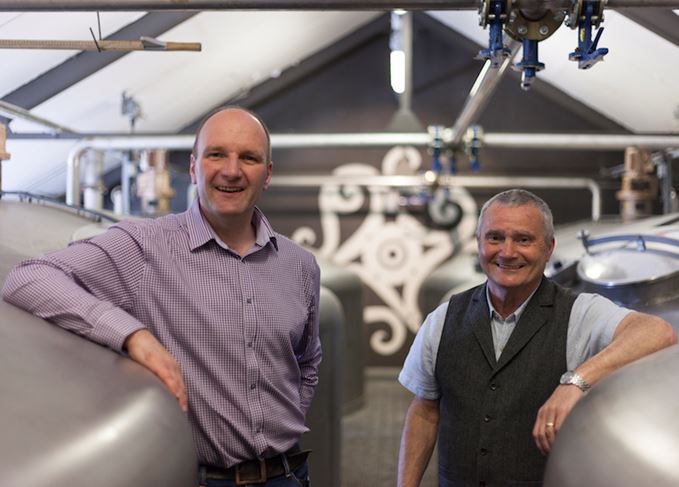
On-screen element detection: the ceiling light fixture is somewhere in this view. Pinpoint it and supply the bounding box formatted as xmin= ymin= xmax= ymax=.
xmin=390 ymin=11 xmax=407 ymax=95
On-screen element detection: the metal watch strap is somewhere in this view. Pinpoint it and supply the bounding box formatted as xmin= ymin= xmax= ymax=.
xmin=561 ymin=370 xmax=591 ymax=393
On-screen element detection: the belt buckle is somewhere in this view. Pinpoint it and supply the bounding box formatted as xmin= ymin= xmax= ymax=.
xmin=235 ymin=458 xmax=267 ymax=485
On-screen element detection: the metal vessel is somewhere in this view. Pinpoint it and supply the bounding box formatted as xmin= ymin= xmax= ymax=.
xmin=0 ymin=196 xmax=198 ymax=487
xmin=543 ymin=214 xmax=679 ymax=486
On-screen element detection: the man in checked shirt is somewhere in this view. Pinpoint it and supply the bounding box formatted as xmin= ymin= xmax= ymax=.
xmin=2 ymin=107 xmax=321 ymax=486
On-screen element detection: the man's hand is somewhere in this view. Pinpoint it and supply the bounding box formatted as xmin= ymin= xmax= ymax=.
xmin=124 ymin=329 xmax=188 ymax=414
xmin=532 ymin=384 xmax=584 ymax=455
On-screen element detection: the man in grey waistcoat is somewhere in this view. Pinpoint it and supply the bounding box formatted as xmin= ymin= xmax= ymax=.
xmin=397 ymin=189 xmax=677 ymax=487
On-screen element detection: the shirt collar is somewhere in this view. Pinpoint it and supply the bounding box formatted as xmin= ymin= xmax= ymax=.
xmin=485 ymin=284 xmax=538 ymax=323
xmin=186 ymin=198 xmax=278 ymax=252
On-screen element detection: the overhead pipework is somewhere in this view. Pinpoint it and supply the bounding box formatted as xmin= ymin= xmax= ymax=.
xmin=477 ymin=0 xmax=609 ymax=89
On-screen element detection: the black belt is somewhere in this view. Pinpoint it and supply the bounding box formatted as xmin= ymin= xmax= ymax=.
xmin=202 ymin=446 xmax=310 ymax=485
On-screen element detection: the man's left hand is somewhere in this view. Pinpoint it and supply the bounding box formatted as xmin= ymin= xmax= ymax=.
xmin=532 ymin=385 xmax=584 ymax=455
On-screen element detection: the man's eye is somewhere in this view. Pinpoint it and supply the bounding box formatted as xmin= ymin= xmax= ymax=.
xmin=207 ymin=152 xmax=223 ymax=159
xmin=487 ymin=234 xmax=502 ymax=243
xmin=241 ymin=154 xmax=259 ymax=163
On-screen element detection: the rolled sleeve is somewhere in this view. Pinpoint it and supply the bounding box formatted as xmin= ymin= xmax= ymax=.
xmin=398 ymin=302 xmax=449 ymax=400
xmin=567 ymin=292 xmax=632 ymax=369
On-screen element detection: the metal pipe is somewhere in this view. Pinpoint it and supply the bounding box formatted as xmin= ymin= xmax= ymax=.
xmin=0 ymin=100 xmax=75 ymax=135
xmin=65 ymin=131 xmax=675 ymax=207
xmin=483 ymin=133 xmax=679 ymax=150
xmin=2 ymin=0 xmax=677 ymax=10
xmin=269 ymin=174 xmax=602 ymax=221
xmin=450 ymin=39 xmax=521 ymax=148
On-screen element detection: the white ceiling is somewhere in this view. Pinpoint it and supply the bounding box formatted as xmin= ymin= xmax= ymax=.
xmin=1 ymin=8 xmax=678 ymax=196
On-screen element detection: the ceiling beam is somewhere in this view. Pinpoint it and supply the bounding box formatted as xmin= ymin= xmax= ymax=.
xmin=618 ymin=7 xmax=679 ymax=49
xmin=1 ymin=12 xmax=198 ymax=113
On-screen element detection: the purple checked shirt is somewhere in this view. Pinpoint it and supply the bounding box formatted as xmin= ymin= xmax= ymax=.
xmin=2 ymin=200 xmax=322 ymax=468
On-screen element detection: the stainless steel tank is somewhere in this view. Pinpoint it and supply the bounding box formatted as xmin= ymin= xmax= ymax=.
xmin=544 ymin=345 xmax=679 ymax=487
xmin=544 ymin=215 xmax=679 ymax=486
xmin=317 ymin=257 xmax=366 ymax=414
xmin=0 ymin=196 xmax=198 ymax=487
xmin=302 ymin=286 xmax=344 ymax=487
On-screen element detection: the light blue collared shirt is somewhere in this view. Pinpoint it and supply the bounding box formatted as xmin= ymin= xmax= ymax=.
xmin=399 ymin=284 xmax=631 ymax=400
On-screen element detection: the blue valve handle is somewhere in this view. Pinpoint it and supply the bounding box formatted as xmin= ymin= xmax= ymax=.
xmin=448 ymin=153 xmax=458 ymax=175
xmin=478 ymin=0 xmax=511 ymax=67
xmin=470 ymin=153 xmax=481 ymax=172
xmin=467 ymin=127 xmax=482 ymax=172
xmin=569 ymin=1 xmax=608 ymax=69
xmin=431 ymin=147 xmax=443 ymax=174
xmin=515 ymin=39 xmax=545 ymax=90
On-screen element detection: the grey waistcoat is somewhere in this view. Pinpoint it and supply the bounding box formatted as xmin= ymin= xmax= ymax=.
xmin=434 ymin=278 xmax=576 ymax=487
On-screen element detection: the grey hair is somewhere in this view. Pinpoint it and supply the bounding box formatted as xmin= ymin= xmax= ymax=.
xmin=191 ymin=105 xmax=272 ymax=162
xmin=476 ymin=189 xmax=555 ymax=244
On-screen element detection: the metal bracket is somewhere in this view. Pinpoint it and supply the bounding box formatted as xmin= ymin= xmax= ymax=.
xmin=477 ymin=0 xmax=513 ymax=67
xmin=463 ymin=124 xmax=484 ymax=171
xmin=568 ymin=0 xmax=609 ymax=69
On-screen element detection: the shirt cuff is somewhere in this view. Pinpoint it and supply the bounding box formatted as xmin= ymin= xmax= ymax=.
xmin=89 ymin=306 xmax=146 ymax=352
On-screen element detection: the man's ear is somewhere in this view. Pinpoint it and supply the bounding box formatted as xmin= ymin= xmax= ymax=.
xmin=189 ymin=154 xmax=197 ymax=185
xmin=263 ymin=161 xmax=273 ymax=191
xmin=546 ymin=237 xmax=556 ymax=258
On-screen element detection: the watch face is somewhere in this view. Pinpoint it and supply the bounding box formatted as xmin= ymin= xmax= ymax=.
xmin=560 ymin=371 xmax=574 ymax=384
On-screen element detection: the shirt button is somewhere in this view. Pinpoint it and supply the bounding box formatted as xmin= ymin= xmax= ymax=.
xmin=490 ymin=383 xmax=499 ymax=391
xmin=480 ymin=448 xmax=488 ymax=456
xmin=248 ymin=342 xmax=253 ymax=348
xmin=246 ymin=298 xmax=252 ymax=304
xmin=250 ymin=384 xmax=256 ymax=390
xmin=483 ymin=415 xmax=492 ymax=423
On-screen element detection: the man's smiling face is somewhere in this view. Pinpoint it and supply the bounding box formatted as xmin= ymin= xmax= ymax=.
xmin=190 ymin=108 xmax=272 ymax=227
xmin=477 ymin=202 xmax=555 ymax=299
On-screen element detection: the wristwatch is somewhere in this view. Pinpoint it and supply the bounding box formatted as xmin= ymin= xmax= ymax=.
xmin=559 ymin=370 xmax=591 ymax=393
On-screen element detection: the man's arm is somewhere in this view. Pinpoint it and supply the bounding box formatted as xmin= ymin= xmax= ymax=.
xmin=2 ymin=225 xmax=147 ymax=349
xmin=297 ymin=259 xmax=322 ymax=414
xmin=2 ymin=224 xmax=189 ymax=411
xmin=398 ymin=396 xmax=440 ymax=487
xmin=534 ymin=311 xmax=676 ymax=454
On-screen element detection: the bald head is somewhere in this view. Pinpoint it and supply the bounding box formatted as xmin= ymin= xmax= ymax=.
xmin=192 ymin=106 xmax=272 ymax=163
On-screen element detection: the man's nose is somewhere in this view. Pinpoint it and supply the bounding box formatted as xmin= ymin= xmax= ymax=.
xmin=499 ymin=239 xmax=516 ymax=256
xmin=220 ymin=154 xmax=241 ymax=177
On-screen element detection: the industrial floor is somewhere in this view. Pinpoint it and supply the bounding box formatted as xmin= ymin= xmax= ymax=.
xmin=340 ymin=367 xmax=438 ymax=487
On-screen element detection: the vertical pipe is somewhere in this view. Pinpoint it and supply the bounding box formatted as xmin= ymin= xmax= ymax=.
xmin=66 ymin=147 xmax=84 ymax=207
xmin=400 ymin=11 xmax=413 ymax=113
xmin=83 ymin=151 xmax=104 ymax=210
xmin=121 ymin=153 xmax=135 ymax=215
